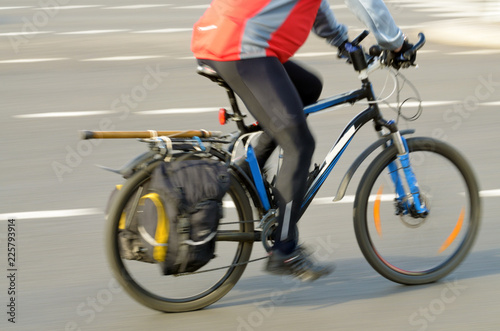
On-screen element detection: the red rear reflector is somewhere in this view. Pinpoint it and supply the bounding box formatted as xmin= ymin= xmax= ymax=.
xmin=219 ymin=108 xmax=227 ymax=125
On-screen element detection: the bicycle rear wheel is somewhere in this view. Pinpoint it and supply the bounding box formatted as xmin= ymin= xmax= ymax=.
xmin=354 ymin=137 xmax=481 ymax=285
xmin=106 ymin=161 xmax=254 ymax=312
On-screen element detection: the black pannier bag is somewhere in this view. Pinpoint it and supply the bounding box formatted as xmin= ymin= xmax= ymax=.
xmin=106 ymin=182 xmax=156 ymax=264
xmin=137 ymin=159 xmax=230 ymax=275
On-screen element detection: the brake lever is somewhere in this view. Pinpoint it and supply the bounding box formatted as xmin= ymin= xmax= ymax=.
xmin=351 ymin=30 xmax=370 ymax=47
xmin=403 ymin=33 xmax=426 ymax=60
xmin=338 ymin=30 xmax=370 ymax=63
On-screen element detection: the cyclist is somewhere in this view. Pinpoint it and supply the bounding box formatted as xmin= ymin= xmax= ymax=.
xmin=191 ymin=0 xmax=415 ymax=282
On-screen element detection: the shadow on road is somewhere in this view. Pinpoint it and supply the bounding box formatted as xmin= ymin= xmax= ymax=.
xmin=211 ymin=248 xmax=499 ymax=310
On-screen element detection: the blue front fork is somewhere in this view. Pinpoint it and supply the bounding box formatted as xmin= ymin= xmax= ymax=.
xmin=388 ymin=133 xmax=429 ymax=216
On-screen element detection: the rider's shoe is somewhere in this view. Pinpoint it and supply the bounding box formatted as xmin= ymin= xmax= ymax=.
xmin=265 ymin=246 xmax=334 ymax=282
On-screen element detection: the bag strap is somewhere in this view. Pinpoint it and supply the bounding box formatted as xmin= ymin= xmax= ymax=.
xmin=174 ymin=215 xmax=191 ymax=273
xmin=137 ymin=225 xmax=168 ymax=247
xmin=159 ymin=135 xmax=174 ymax=162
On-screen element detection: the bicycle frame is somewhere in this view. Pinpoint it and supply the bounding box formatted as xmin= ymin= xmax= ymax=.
xmin=237 ymin=69 xmax=427 ymax=221
xmin=300 ymin=83 xmax=382 ymax=215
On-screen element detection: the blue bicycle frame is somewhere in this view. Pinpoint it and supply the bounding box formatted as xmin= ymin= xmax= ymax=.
xmin=240 ymin=75 xmax=428 ymax=220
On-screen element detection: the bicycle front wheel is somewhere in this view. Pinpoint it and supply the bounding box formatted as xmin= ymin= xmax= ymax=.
xmin=106 ymin=161 xmax=255 ymax=312
xmin=354 ymin=137 xmax=481 ymax=285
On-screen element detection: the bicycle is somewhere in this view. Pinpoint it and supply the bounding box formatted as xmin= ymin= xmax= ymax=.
xmin=81 ymin=31 xmax=481 ymax=313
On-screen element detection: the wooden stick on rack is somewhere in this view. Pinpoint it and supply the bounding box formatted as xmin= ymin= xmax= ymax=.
xmin=79 ymin=130 xmax=222 ymax=140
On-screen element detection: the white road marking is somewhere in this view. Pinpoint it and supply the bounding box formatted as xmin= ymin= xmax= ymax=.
xmin=13 ymin=99 xmax=499 ymax=119
xmin=412 ymin=8 xmax=448 ymax=13
xmin=430 ymin=12 xmax=480 ymax=18
xmin=482 ymin=101 xmax=500 ymax=106
xmin=173 ymin=5 xmax=210 ymax=9
xmin=0 ymin=208 xmax=102 ymax=221
xmin=314 ymin=194 xmax=395 ymax=205
xmin=0 ymin=6 xmax=33 ymax=10
xmin=222 ymin=201 xmax=235 ymax=208
xmin=81 ymin=56 xmax=165 ymax=61
xmin=401 ymin=3 xmax=446 ymax=9
xmin=314 ymin=196 xmax=351 ymax=205
xmin=34 ymin=5 xmax=104 ymax=10
xmin=480 ymin=189 xmax=500 ymax=197
xmin=379 ymin=100 xmax=459 ymax=109
xmin=6 ymin=189 xmax=497 ymax=220
xmin=136 ymin=108 xmax=220 ymax=115
xmin=14 ymin=110 xmax=115 ymax=118
xmin=58 ymin=29 xmax=130 ymax=35
xmin=133 ymin=28 xmax=193 ymax=34
xmin=448 ymin=50 xmax=500 ymax=56
xmin=0 ymin=31 xmax=53 ymax=36
xmin=414 ymin=49 xmax=437 ymax=54
xmin=317 ymin=189 xmax=500 ymax=205
xmin=295 ymin=52 xmax=336 ymax=58
xmin=104 ymin=5 xmax=171 ymax=9
xmin=0 ymin=58 xmax=66 ymax=64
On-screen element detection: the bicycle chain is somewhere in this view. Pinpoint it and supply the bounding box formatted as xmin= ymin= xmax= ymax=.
xmin=173 ymin=256 xmax=268 ymax=276
xmin=218 ymin=220 xmax=260 ymax=225
xmin=174 ymin=214 xmax=276 ymax=276
xmin=175 ymin=218 xmax=275 ymax=276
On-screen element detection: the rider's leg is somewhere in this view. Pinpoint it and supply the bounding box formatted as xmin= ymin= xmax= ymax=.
xmin=285 ymin=60 xmax=323 ymax=106
xmin=252 ymin=60 xmax=323 ymax=168
xmin=200 ymin=57 xmax=314 ymax=254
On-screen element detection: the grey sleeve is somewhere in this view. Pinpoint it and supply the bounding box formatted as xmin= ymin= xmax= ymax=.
xmin=344 ymin=0 xmax=404 ymax=50
xmin=312 ymin=0 xmax=349 ymax=48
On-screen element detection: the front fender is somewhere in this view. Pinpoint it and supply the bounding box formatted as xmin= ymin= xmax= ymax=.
xmin=333 ymin=129 xmax=415 ymax=202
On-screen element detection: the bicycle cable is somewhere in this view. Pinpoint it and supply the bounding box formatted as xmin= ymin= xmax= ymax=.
xmin=393 ymin=70 xmax=423 ymax=123
xmin=358 ymin=67 xmax=399 ymax=105
xmin=357 ymin=67 xmax=423 ymax=124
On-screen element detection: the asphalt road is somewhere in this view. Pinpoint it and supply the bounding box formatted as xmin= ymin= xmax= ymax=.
xmin=1 ymin=1 xmax=499 ymax=330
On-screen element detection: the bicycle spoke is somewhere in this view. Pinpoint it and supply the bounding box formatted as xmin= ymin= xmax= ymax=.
xmin=370 ymin=156 xmax=468 ymax=272
xmin=354 ymin=138 xmax=480 ymax=284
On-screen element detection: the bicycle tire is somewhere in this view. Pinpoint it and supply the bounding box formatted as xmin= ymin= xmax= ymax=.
xmin=353 ymin=137 xmax=481 ymax=285
xmin=106 ymin=160 xmax=254 ymax=312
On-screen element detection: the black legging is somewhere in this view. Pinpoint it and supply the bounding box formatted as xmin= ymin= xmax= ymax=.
xmin=199 ymin=57 xmax=322 ymax=254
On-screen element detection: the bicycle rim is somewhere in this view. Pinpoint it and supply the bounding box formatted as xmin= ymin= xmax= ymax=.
xmin=106 ymin=164 xmax=254 ymax=312
xmin=354 ymin=137 xmax=481 ymax=285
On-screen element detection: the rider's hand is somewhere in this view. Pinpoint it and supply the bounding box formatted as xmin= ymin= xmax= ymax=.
xmin=337 ymin=40 xmax=352 ymax=63
xmin=382 ymin=39 xmax=416 ymax=70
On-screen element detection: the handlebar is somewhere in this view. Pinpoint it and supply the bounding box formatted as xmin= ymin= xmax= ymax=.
xmin=368 ymin=33 xmax=425 ymax=60
xmin=403 ymin=32 xmax=425 ymax=60
xmin=361 ymin=32 xmax=426 ymax=75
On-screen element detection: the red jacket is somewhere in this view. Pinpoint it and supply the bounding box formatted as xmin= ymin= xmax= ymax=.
xmin=191 ymin=0 xmax=323 ymax=63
